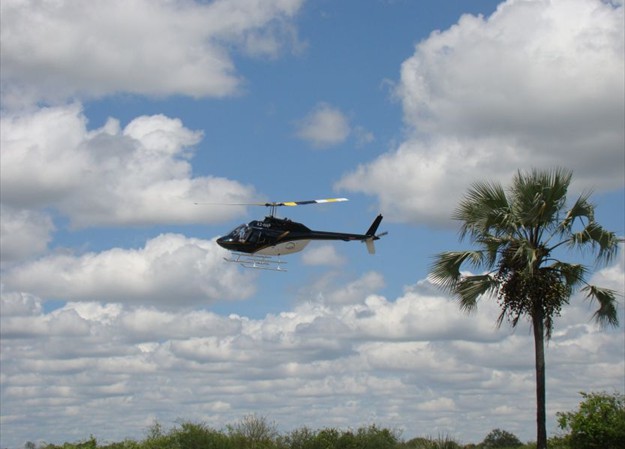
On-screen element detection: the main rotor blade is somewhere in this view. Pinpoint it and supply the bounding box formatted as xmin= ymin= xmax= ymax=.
xmin=278 ymin=198 xmax=349 ymax=207
xmin=193 ymin=202 xmax=267 ymax=206
xmin=195 ymin=198 xmax=349 ymax=207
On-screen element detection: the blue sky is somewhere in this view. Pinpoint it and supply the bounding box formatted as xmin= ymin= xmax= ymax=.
xmin=1 ymin=0 xmax=624 ymax=447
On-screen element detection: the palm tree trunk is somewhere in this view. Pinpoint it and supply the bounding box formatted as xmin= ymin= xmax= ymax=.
xmin=532 ymin=308 xmax=547 ymax=449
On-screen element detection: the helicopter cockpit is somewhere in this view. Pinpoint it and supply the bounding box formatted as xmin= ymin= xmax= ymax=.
xmin=220 ymin=223 xmax=266 ymax=244
xmin=221 ymin=224 xmax=251 ymax=243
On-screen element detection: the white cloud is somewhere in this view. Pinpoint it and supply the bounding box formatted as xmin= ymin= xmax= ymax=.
xmin=301 ymin=244 xmax=346 ymax=266
xmin=0 ymin=204 xmax=55 ymax=265
xmin=297 ymin=271 xmax=386 ymax=306
xmin=337 ymin=136 xmax=525 ymax=225
xmin=0 ymin=0 xmax=304 ymax=105
xmin=2 ymin=233 xmax=256 ymax=306
xmin=295 ymin=103 xmax=351 ymax=148
xmin=337 ymin=0 xmax=624 ymax=224
xmin=1 ymin=258 xmax=622 ymax=447
xmin=0 ymin=104 xmax=257 ymax=227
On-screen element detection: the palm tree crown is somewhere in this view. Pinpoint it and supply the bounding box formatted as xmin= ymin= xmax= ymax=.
xmin=431 ymin=167 xmax=620 ymax=334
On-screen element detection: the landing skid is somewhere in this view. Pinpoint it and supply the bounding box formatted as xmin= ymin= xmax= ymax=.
xmin=224 ymin=252 xmax=288 ymax=272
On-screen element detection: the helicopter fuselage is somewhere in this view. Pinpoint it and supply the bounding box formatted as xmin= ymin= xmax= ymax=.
xmin=217 ymin=215 xmax=383 ymax=256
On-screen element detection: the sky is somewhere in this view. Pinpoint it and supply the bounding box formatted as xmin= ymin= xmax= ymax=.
xmin=0 ymin=0 xmax=624 ymax=447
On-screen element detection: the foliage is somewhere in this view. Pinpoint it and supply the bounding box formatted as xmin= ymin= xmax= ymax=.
xmin=275 ymin=424 xmax=400 ymax=449
xmin=176 ymin=421 xmax=234 ymax=449
xmin=556 ymin=391 xmax=625 ymax=449
xmin=401 ymin=435 xmax=461 ymax=449
xmin=22 ymin=422 xmax=426 ymax=449
xmin=227 ymin=414 xmax=279 ymax=449
xmin=21 ymin=397 xmax=625 ymax=449
xmin=480 ymin=429 xmax=523 ymax=448
xmin=38 ymin=436 xmax=98 ymax=449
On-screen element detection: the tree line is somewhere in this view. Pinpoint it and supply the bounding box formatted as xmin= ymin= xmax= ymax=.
xmin=17 ymin=391 xmax=625 ymax=449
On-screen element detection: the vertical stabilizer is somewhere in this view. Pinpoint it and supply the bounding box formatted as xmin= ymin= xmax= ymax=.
xmin=364 ymin=215 xmax=385 ymax=255
xmin=366 ymin=214 xmax=383 ymax=236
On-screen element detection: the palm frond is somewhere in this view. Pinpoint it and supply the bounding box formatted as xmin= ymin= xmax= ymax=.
xmin=429 ymin=251 xmax=486 ymax=293
xmin=559 ymin=191 xmax=594 ymax=233
xmin=581 ymin=284 xmax=620 ymax=327
xmin=510 ymin=168 xmax=571 ymax=229
xmin=476 ymin=235 xmax=510 ymax=266
xmin=455 ymin=274 xmax=498 ymax=312
xmin=455 ymin=181 xmax=510 ymax=240
xmin=545 ymin=261 xmax=587 ymax=289
xmin=571 ymin=222 xmax=622 ymax=264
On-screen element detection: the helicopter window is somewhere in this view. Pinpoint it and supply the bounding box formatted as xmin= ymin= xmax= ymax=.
xmin=247 ymin=229 xmax=260 ymax=243
xmin=223 ymin=225 xmax=247 ymax=242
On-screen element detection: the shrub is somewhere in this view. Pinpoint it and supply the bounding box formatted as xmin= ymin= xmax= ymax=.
xmin=173 ymin=421 xmax=233 ymax=449
xmin=401 ymin=435 xmax=460 ymax=449
xmin=557 ymin=391 xmax=625 ymax=449
xmin=354 ymin=425 xmax=400 ymax=449
xmin=480 ymin=429 xmax=523 ymax=448
xmin=276 ymin=427 xmax=317 ymax=449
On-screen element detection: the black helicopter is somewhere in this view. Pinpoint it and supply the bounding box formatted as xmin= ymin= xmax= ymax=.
xmin=211 ymin=198 xmax=386 ymax=270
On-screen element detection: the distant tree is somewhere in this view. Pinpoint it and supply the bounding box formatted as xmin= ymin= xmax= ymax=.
xmin=402 ymin=435 xmax=461 ymax=449
xmin=557 ymin=391 xmax=625 ymax=449
xmin=276 ymin=426 xmax=317 ymax=449
xmin=311 ymin=428 xmax=341 ymax=449
xmin=145 ymin=420 xmax=164 ymax=440
xmin=430 ymin=168 xmax=621 ymax=449
xmin=174 ymin=421 xmax=233 ymax=449
xmin=480 ymin=429 xmax=523 ymax=448
xmin=402 ymin=436 xmax=431 ymax=448
xmin=354 ymin=425 xmax=400 ymax=449
xmin=227 ymin=414 xmax=279 ymax=449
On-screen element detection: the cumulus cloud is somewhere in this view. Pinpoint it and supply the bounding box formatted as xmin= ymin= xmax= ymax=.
xmin=1 ymin=258 xmax=623 ymax=446
xmin=0 ymin=0 xmax=304 ymax=105
xmin=337 ymin=0 xmax=624 ymax=224
xmin=295 ymin=103 xmax=352 ymax=148
xmin=2 ymin=234 xmax=256 ymax=306
xmin=0 ymin=104 xmax=257 ymax=227
xmin=0 ymin=204 xmax=55 ymax=265
xmin=301 ymin=244 xmax=346 ymax=266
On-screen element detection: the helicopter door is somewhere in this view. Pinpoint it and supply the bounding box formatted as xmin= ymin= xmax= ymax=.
xmin=247 ymin=229 xmax=260 ymax=244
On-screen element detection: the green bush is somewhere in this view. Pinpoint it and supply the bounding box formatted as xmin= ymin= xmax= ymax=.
xmin=276 ymin=427 xmax=317 ymax=449
xmin=174 ymin=421 xmax=234 ymax=449
xmin=480 ymin=429 xmax=523 ymax=448
xmin=557 ymin=391 xmax=625 ymax=449
xmin=400 ymin=435 xmax=460 ymax=449
xmin=19 ymin=420 xmax=462 ymax=449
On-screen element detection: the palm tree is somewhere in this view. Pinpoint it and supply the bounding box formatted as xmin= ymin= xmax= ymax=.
xmin=430 ymin=168 xmax=621 ymax=449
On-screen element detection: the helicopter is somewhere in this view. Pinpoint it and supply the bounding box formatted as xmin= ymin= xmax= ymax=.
xmin=208 ymin=198 xmax=386 ymax=271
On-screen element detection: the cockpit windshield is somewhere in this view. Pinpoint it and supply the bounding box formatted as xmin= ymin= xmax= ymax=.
xmin=223 ymin=224 xmax=251 ymax=243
